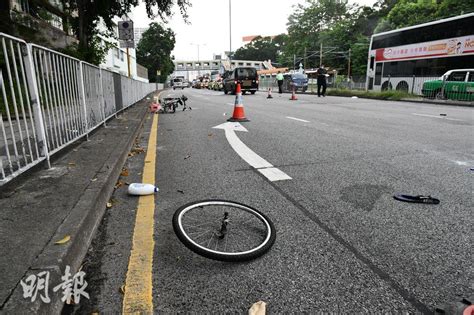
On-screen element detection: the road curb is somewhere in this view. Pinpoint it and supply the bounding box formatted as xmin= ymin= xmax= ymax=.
xmin=2 ymin=92 xmax=158 ymax=314
xmin=258 ymin=89 xmax=474 ymax=107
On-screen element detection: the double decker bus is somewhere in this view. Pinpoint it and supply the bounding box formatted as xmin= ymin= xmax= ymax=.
xmin=366 ymin=13 xmax=474 ymax=94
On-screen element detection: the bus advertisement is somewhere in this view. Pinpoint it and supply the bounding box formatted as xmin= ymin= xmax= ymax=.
xmin=366 ymin=13 xmax=474 ymax=94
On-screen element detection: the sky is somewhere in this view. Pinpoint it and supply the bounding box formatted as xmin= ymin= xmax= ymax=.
xmin=130 ymin=0 xmax=377 ymax=61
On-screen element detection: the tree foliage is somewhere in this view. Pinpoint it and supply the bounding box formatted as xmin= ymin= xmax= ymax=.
xmin=280 ymin=0 xmax=474 ymax=76
xmin=233 ymin=35 xmax=287 ymax=62
xmin=382 ymin=0 xmax=474 ymax=29
xmin=65 ymin=0 xmax=190 ymax=64
xmin=136 ymin=23 xmax=176 ymax=83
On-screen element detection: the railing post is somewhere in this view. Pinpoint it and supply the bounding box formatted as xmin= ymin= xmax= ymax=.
xmin=411 ymin=75 xmax=415 ymax=94
xmin=23 ymin=44 xmax=50 ymax=168
xmin=99 ymin=69 xmax=107 ymax=127
xmin=440 ymin=75 xmax=446 ymax=100
xmin=387 ymin=75 xmax=391 ymax=90
xmin=78 ymin=62 xmax=89 ymax=140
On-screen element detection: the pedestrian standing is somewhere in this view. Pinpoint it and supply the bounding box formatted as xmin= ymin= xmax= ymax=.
xmin=317 ymin=65 xmax=327 ymax=97
xmin=276 ymin=71 xmax=284 ymax=94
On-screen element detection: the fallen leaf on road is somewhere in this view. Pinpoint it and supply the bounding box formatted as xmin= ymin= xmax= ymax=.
xmin=131 ymin=147 xmax=145 ymax=154
xmin=121 ymin=168 xmax=129 ymax=176
xmin=177 ymin=190 xmax=184 ymax=194
xmin=120 ymin=285 xmax=126 ymax=294
xmin=91 ymin=178 xmax=97 ymax=182
xmin=115 ymin=180 xmax=124 ymax=189
xmin=55 ymin=235 xmax=71 ymax=245
xmin=208 ymin=133 xmax=213 ymax=137
xmin=68 ymin=162 xmax=76 ymax=167
xmin=184 ymin=155 xmax=191 ymax=160
xmin=249 ymin=301 xmax=266 ymax=315
xmin=106 ymin=202 xmax=113 ymax=208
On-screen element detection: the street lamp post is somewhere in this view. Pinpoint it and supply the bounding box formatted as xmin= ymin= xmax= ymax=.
xmin=190 ymin=43 xmax=206 ymax=77
xmin=229 ymin=0 xmax=232 ymax=61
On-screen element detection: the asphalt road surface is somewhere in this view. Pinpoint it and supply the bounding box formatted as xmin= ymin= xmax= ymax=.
xmin=73 ymin=88 xmax=473 ymax=313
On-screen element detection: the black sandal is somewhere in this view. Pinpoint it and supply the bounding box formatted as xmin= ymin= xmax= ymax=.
xmin=393 ymin=194 xmax=440 ymax=204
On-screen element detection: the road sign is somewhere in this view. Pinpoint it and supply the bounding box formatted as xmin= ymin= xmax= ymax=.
xmin=119 ymin=40 xmax=135 ymax=49
xmin=118 ymin=21 xmax=134 ymax=41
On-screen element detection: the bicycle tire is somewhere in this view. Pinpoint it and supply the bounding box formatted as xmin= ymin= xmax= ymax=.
xmin=172 ymin=199 xmax=276 ymax=262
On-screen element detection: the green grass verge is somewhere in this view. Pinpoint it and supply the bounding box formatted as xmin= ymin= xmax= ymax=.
xmin=326 ymin=89 xmax=419 ymax=101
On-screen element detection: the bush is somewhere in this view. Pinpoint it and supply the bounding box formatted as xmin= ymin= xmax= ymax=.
xmin=326 ymin=89 xmax=418 ymax=101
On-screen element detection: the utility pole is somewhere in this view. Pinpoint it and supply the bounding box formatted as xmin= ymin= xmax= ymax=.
xmin=229 ymin=0 xmax=232 ymax=61
xmin=126 ymin=47 xmax=131 ymax=78
xmin=304 ymin=47 xmax=307 ymax=71
xmin=348 ymin=48 xmax=351 ymax=79
xmin=320 ymin=42 xmax=323 ymax=66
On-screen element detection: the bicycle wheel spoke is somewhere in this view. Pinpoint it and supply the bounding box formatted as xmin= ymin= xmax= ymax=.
xmin=182 ymin=218 xmax=222 ymax=229
xmin=189 ymin=229 xmax=213 ymax=241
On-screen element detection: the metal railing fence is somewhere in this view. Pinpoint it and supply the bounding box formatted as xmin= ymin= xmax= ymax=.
xmin=379 ymin=75 xmax=474 ymax=101
xmin=259 ymin=73 xmax=473 ymax=102
xmin=0 ymin=32 xmax=156 ymax=185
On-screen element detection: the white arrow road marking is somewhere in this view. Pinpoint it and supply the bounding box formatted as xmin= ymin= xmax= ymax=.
xmin=213 ymin=122 xmax=292 ymax=182
xmin=286 ymin=116 xmax=310 ymax=123
xmin=412 ymin=113 xmax=463 ymax=121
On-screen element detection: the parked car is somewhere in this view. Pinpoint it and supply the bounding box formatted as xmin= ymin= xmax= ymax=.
xmin=422 ymin=69 xmax=474 ymax=101
xmin=172 ymin=78 xmax=185 ymax=90
xmin=208 ymin=80 xmax=218 ymax=90
xmin=194 ymin=81 xmax=202 ymax=89
xmin=223 ymin=67 xmax=259 ymax=95
xmin=283 ymin=73 xmax=309 ymax=92
xmin=215 ymin=78 xmax=223 ymax=91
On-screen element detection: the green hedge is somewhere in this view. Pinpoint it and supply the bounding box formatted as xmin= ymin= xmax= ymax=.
xmin=326 ymin=89 xmax=418 ymax=101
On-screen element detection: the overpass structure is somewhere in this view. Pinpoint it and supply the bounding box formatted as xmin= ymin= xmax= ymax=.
xmin=172 ymin=59 xmax=273 ymax=80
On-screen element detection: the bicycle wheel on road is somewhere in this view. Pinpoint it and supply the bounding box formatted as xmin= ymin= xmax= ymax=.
xmin=173 ymin=200 xmax=276 ymax=262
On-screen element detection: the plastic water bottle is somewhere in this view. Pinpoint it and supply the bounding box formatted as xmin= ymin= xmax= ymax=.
xmin=128 ymin=183 xmax=159 ymax=196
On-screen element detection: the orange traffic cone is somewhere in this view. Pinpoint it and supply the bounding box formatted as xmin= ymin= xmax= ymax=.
xmin=290 ymin=85 xmax=298 ymax=101
xmin=267 ymin=88 xmax=273 ymax=99
xmin=228 ymin=83 xmax=249 ymax=122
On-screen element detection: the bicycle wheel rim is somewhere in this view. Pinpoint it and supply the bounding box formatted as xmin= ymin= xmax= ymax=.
xmin=173 ymin=200 xmax=275 ymax=260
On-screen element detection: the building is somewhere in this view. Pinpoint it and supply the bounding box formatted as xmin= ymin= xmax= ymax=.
xmin=3 ymin=0 xmax=77 ymax=49
xmin=172 ymin=58 xmax=272 ymax=81
xmin=4 ymin=1 xmax=149 ymax=82
xmin=241 ymin=35 xmax=278 ymax=47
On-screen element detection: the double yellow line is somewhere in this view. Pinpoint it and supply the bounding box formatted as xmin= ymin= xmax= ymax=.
xmin=122 ymin=99 xmax=160 ymax=313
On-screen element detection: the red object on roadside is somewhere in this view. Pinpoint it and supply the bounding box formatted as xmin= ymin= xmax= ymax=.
xmin=290 ymin=85 xmax=298 ymax=101
xmin=464 ymin=305 xmax=474 ymax=315
xmin=150 ymin=102 xmax=160 ymax=113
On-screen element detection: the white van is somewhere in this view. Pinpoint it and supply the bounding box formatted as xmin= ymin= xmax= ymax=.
xmin=172 ymin=78 xmax=185 ymax=90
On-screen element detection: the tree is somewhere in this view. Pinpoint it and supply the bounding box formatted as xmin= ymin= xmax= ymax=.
xmin=136 ymin=23 xmax=176 ymax=83
xmin=374 ymin=0 xmax=474 ymax=32
xmin=282 ymin=0 xmax=353 ymax=69
xmin=0 ymin=1 xmax=13 ymax=36
xmin=233 ymin=35 xmax=287 ymax=62
xmin=64 ymin=0 xmax=190 ymax=64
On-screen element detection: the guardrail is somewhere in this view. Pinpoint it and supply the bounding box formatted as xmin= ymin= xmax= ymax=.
xmin=0 ymin=33 xmax=157 ymax=185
